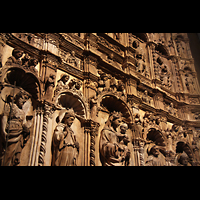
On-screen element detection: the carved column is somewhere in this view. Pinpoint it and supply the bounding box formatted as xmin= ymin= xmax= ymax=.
xmin=28 ymin=105 xmax=43 ymax=166
xmin=84 ymin=119 xmax=100 ymax=166
xmin=138 ymin=140 xmax=145 ymax=166
xmin=38 ymin=101 xmax=54 ymax=166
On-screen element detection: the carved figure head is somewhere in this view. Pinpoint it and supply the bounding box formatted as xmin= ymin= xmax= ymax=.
xmin=120 ymin=123 xmax=128 ymax=134
xmin=71 ymin=51 xmax=75 ymax=57
xmin=106 ymin=111 xmax=123 ymax=130
xmin=60 ymin=74 xmax=70 ymax=83
xmin=58 ymin=108 xmax=76 ymax=127
xmin=178 ymin=152 xmax=189 ymax=166
xmin=148 ymin=144 xmax=160 ymax=157
xmin=12 ymin=48 xmax=24 ymax=59
xmin=29 ymin=58 xmax=39 ymax=67
xmin=14 ymin=90 xmax=31 ymax=109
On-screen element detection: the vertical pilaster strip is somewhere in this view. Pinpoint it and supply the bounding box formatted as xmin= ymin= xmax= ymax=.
xmin=38 ymin=101 xmax=54 ymax=166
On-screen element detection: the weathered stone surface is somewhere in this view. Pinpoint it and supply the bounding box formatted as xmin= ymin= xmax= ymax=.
xmin=0 ymin=33 xmax=200 ymax=166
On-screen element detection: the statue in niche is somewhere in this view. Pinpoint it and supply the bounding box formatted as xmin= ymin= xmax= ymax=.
xmin=132 ymin=113 xmax=143 ymax=139
xmin=167 ymin=102 xmax=177 ymax=116
xmin=185 ymin=73 xmax=196 ymax=93
xmin=97 ymin=70 xmax=110 ymax=94
xmin=0 ymin=89 xmax=32 ymax=166
xmin=5 ymin=48 xmax=24 ymax=65
xmin=66 ymin=51 xmax=79 ymax=68
xmin=52 ymin=108 xmax=79 ymax=166
xmin=142 ymin=90 xmax=151 ymax=104
xmin=99 ymin=111 xmax=130 ymax=166
xmin=45 ymin=74 xmax=56 ymax=100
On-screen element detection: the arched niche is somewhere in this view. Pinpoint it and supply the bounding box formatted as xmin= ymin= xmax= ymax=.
xmin=146 ymin=128 xmax=167 ymax=146
xmin=95 ymin=93 xmax=135 ymax=166
xmin=54 ymin=90 xmax=89 ymax=119
xmin=132 ymin=33 xmax=149 ymax=42
xmin=176 ymin=141 xmax=194 ymax=160
xmin=48 ymin=90 xmax=89 ymax=166
xmin=156 ymin=43 xmax=170 ymax=57
xmin=0 ymin=64 xmax=41 ymax=166
xmin=97 ymin=93 xmax=134 ymax=124
xmin=0 ymin=66 xmax=41 ymax=101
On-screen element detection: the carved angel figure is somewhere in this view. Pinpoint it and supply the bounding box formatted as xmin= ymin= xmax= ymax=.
xmin=52 ymin=108 xmax=79 ymax=166
xmin=0 ymin=89 xmax=32 ymax=166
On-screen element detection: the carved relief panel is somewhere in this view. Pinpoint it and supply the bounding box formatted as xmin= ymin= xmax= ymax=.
xmin=152 ymin=52 xmax=174 ymax=92
xmin=127 ymin=33 xmax=150 ymax=79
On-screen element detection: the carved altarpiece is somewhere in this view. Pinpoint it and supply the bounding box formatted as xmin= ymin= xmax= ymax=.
xmin=0 ymin=33 xmax=200 ymax=166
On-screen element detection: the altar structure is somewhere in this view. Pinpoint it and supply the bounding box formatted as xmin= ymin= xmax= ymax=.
xmin=0 ymin=33 xmax=200 ymax=166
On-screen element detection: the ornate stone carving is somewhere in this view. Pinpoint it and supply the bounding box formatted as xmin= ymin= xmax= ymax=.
xmin=0 ymin=33 xmax=200 ymax=166
xmin=0 ymin=89 xmax=32 ymax=166
xmin=99 ymin=111 xmax=130 ymax=166
xmin=44 ymin=74 xmax=56 ymax=101
xmin=52 ymin=108 xmax=79 ymax=166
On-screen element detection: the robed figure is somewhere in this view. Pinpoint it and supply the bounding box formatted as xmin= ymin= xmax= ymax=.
xmin=52 ymin=108 xmax=79 ymax=166
xmin=99 ymin=111 xmax=130 ymax=166
xmin=0 ymin=89 xmax=32 ymax=166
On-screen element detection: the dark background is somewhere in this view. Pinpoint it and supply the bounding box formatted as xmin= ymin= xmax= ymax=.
xmin=188 ymin=33 xmax=200 ymax=85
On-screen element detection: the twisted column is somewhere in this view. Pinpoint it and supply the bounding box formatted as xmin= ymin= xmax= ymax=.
xmin=38 ymin=101 xmax=54 ymax=166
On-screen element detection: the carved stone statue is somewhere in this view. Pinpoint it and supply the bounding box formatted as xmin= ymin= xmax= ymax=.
xmin=117 ymin=123 xmax=130 ymax=166
xmin=99 ymin=111 xmax=130 ymax=166
xmin=66 ymin=51 xmax=79 ymax=67
xmin=145 ymin=144 xmax=165 ymax=166
xmin=52 ymin=108 xmax=79 ymax=166
xmin=45 ymin=74 xmax=56 ymax=100
xmin=97 ymin=69 xmax=110 ymax=94
xmin=0 ymin=89 xmax=32 ymax=166
xmin=142 ymin=90 xmax=151 ymax=104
